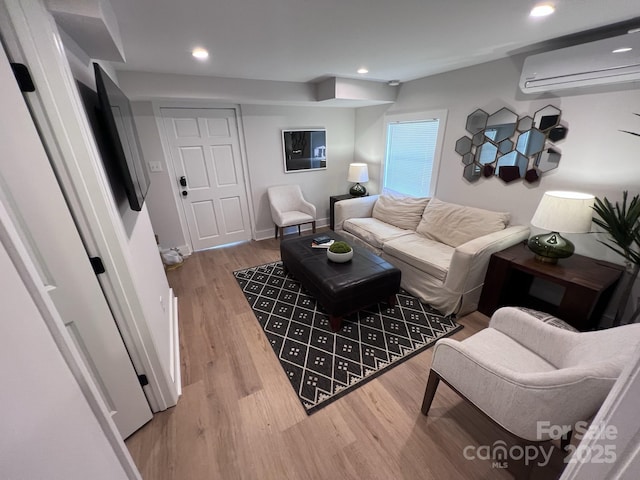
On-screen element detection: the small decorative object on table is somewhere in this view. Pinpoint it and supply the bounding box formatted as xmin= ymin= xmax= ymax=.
xmin=528 ymin=190 xmax=595 ymax=263
xmin=312 ymin=234 xmax=332 ymax=244
xmin=327 ymin=240 xmax=353 ymax=263
xmin=311 ymin=234 xmax=334 ymax=248
xmin=347 ymin=163 xmax=369 ymax=196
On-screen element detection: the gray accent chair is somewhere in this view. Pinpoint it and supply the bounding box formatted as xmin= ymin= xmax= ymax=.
xmin=422 ymin=307 xmax=640 ymax=442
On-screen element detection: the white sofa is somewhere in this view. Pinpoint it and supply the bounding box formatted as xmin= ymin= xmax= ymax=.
xmin=334 ymin=194 xmax=529 ymax=316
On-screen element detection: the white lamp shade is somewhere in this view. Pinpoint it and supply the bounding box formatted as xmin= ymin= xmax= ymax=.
xmin=531 ymin=191 xmax=595 ymax=233
xmin=347 ymin=163 xmax=369 ymax=183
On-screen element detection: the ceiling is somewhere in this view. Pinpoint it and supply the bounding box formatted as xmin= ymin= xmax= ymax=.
xmin=108 ymin=0 xmax=640 ymax=84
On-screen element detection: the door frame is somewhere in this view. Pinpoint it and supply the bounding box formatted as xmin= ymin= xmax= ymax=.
xmin=1 ymin=0 xmax=178 ymax=412
xmin=0 ymin=182 xmax=141 ymax=479
xmin=153 ymin=101 xmax=256 ymax=253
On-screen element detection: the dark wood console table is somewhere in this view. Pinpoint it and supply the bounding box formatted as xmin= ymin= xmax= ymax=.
xmin=478 ymin=243 xmax=624 ymax=331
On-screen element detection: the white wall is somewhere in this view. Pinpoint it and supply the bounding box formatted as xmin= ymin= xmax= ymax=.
xmin=353 ymin=104 xmax=392 ymax=195
xmin=131 ymin=101 xmax=186 ymax=250
xmin=123 ymin=50 xmax=639 ymax=318
xmin=52 ymin=22 xmax=178 ymax=407
xmin=357 ymin=55 xmax=640 ymax=236
xmin=119 ymin=71 xmax=316 ymax=104
xmin=133 ymin=101 xmax=356 ymax=247
xmin=240 ymin=104 xmax=356 ymax=238
xmin=354 ymin=54 xmax=640 ymax=322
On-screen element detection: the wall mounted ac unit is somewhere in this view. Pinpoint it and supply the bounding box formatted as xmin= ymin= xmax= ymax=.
xmin=520 ymin=31 xmax=640 ymax=93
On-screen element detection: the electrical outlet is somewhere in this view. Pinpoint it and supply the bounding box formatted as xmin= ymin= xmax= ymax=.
xmin=148 ymin=160 xmax=163 ymax=172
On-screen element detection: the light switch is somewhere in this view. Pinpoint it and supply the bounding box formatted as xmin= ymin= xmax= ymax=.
xmin=148 ymin=160 xmax=163 ymax=172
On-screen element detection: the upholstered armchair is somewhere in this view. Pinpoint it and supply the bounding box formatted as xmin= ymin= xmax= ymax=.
xmin=267 ymin=185 xmax=317 ymax=239
xmin=421 ymin=307 xmax=640 ymax=442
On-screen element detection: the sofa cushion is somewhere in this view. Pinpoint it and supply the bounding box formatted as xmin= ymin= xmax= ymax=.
xmin=383 ymin=233 xmax=454 ymax=282
xmin=372 ymin=193 xmax=430 ymax=231
xmin=416 ymin=198 xmax=510 ymax=247
xmin=343 ymin=217 xmax=413 ymax=249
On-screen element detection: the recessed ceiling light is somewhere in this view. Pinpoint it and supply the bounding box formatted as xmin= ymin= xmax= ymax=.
xmin=388 ymin=80 xmax=401 ymax=86
xmin=192 ymin=47 xmax=209 ymax=60
xmin=612 ymin=47 xmax=633 ymax=53
xmin=530 ymin=4 xmax=555 ymax=17
xmin=357 ymin=67 xmax=369 ymax=74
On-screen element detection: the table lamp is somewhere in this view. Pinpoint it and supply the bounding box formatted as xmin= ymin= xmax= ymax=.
xmin=348 ymin=163 xmax=369 ymax=196
xmin=528 ymin=190 xmax=595 ymax=263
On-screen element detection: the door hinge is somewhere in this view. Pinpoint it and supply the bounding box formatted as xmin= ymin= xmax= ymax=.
xmin=138 ymin=374 xmax=149 ymax=387
xmin=89 ymin=256 xmax=106 ymax=275
xmin=10 ymin=63 xmax=35 ymax=92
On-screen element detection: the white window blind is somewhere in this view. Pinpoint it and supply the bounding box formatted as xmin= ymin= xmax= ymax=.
xmin=384 ymin=119 xmax=440 ymax=197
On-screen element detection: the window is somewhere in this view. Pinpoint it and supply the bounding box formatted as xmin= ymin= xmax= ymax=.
xmin=383 ymin=110 xmax=447 ymax=197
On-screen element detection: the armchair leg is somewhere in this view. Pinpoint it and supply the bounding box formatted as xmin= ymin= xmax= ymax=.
xmin=297 ymin=224 xmax=301 ymax=235
xmin=312 ymin=221 xmax=316 ymax=233
xmin=274 ymin=224 xmax=279 ymax=239
xmin=421 ymin=370 xmax=441 ymax=415
xmin=278 ymin=227 xmax=284 ymax=239
xmin=561 ymin=429 xmax=573 ymax=451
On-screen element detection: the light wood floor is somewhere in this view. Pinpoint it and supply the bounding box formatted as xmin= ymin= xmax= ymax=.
xmin=125 ymin=236 xmax=566 ymax=479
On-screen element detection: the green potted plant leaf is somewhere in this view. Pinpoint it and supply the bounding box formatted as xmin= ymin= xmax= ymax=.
xmin=592 ymin=191 xmax=640 ymax=326
xmin=327 ymin=240 xmax=353 ymax=263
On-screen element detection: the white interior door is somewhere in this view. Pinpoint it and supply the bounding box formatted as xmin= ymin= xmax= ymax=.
xmin=0 ymin=45 xmax=152 ymax=439
xmin=162 ymin=108 xmax=252 ymax=250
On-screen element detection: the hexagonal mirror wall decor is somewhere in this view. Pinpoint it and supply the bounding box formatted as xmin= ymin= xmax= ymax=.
xmin=466 ymin=109 xmax=489 ymax=134
xmin=463 ymin=163 xmax=482 ymax=182
xmin=476 ymin=141 xmax=498 ymax=165
xmin=455 ymin=136 xmax=473 ymax=155
xmin=498 ymin=139 xmax=513 ymax=154
xmin=457 ymin=105 xmax=567 ymax=184
xmin=472 ymin=131 xmax=485 ymax=146
xmin=515 ymin=128 xmax=545 ymax=156
xmin=462 ymin=153 xmax=474 ymax=165
xmin=485 ymin=108 xmax=518 ymax=143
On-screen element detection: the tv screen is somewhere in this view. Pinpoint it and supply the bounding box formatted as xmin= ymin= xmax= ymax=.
xmin=93 ymin=63 xmax=149 ymax=211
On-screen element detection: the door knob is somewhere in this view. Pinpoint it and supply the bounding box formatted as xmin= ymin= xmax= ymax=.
xmin=182 ymin=191 xmax=188 ymax=197
xmin=179 ymin=176 xmax=187 ymax=187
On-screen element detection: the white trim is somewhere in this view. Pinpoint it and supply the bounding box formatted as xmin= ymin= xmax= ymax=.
xmin=382 ymin=109 xmax=448 ymax=198
xmin=560 ymin=346 xmax=640 ymax=479
xmin=169 ymin=288 xmax=182 ymax=396
xmin=2 ymin=0 xmax=177 ymax=411
xmin=0 ymin=190 xmax=141 ymax=479
xmin=151 ymin=101 xmax=191 ymax=251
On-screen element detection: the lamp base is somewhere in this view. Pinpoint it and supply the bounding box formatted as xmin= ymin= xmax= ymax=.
xmin=349 ymin=183 xmax=367 ymax=196
xmin=527 ymin=232 xmax=575 ymax=264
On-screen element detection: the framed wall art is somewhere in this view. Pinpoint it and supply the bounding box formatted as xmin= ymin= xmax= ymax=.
xmin=282 ymin=129 xmax=327 ymax=173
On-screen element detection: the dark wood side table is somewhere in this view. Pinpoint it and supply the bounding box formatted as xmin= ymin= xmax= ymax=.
xmin=329 ymin=194 xmax=361 ymax=230
xmin=478 ymin=243 xmax=624 ymax=331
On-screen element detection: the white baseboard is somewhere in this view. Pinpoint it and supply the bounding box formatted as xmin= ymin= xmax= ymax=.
xmin=168 ymin=288 xmax=181 ymax=397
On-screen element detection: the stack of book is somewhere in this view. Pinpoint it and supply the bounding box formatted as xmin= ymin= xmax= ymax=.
xmin=311 ymin=235 xmax=334 ymax=248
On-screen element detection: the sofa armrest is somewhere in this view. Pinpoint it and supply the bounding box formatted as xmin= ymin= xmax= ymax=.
xmin=334 ymin=195 xmax=379 ymax=231
xmin=444 ymin=225 xmax=530 ymax=295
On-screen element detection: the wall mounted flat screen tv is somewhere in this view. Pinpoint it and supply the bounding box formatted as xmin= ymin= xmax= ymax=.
xmin=93 ymin=63 xmax=149 ymax=211
xmin=282 ymin=129 xmax=327 ymax=172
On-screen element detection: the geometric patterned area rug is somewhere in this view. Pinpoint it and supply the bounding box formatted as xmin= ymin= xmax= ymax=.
xmin=233 ymin=261 xmax=463 ymax=414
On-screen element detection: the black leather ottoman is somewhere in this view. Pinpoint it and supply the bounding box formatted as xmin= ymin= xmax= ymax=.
xmin=280 ymin=232 xmax=401 ymax=331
